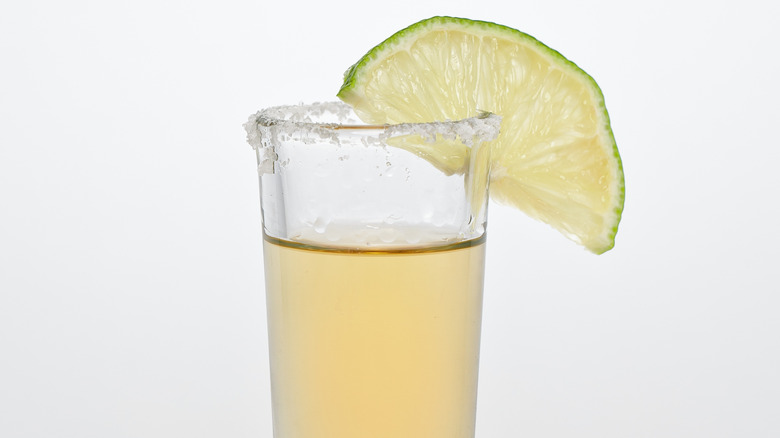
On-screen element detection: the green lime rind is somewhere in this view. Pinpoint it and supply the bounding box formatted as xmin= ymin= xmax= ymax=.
xmin=338 ymin=16 xmax=625 ymax=254
xmin=340 ymin=16 xmax=585 ymax=104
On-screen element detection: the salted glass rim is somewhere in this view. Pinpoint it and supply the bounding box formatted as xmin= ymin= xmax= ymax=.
xmin=243 ymin=101 xmax=501 ymax=149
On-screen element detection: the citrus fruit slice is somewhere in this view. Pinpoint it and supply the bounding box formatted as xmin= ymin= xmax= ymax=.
xmin=338 ymin=16 xmax=625 ymax=254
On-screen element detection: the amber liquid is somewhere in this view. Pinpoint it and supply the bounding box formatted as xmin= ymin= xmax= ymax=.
xmin=262 ymin=235 xmax=486 ymax=438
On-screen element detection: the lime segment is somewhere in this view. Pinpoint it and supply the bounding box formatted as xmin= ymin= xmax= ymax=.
xmin=338 ymin=16 xmax=624 ymax=254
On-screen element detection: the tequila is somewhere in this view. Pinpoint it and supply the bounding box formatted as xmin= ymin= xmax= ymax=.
xmin=263 ymin=235 xmax=486 ymax=438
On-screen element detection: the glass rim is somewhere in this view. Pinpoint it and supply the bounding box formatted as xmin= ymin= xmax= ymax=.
xmin=244 ymin=101 xmax=501 ymax=149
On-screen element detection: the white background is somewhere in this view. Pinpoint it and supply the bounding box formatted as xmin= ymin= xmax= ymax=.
xmin=1 ymin=0 xmax=778 ymax=437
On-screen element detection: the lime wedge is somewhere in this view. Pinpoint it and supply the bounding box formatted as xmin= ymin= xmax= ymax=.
xmin=338 ymin=16 xmax=624 ymax=254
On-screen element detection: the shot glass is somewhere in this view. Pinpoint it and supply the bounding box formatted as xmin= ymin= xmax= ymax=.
xmin=244 ymin=101 xmax=500 ymax=438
